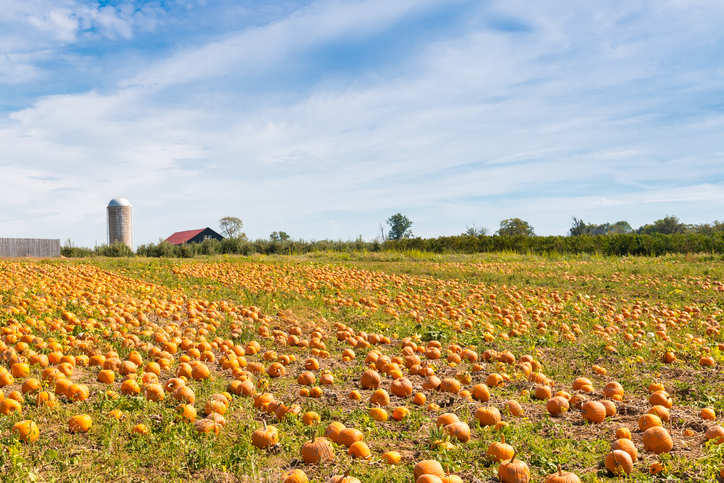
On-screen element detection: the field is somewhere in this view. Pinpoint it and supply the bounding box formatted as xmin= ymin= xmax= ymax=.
xmin=1 ymin=252 xmax=724 ymax=482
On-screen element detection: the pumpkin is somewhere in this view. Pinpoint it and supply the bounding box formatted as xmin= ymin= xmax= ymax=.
xmin=390 ymin=377 xmax=413 ymax=397
xmin=506 ymin=400 xmax=525 ymax=417
xmin=36 ymin=391 xmax=56 ymax=408
xmin=702 ymin=407 xmax=716 ymax=420
xmin=301 ymin=434 xmax=334 ymax=464
xmin=422 ymin=376 xmax=442 ymax=391
xmin=638 ymin=414 xmax=662 ymax=431
xmin=445 ymin=421 xmax=471 ymax=443
xmin=370 ymin=407 xmax=389 ymax=422
xmin=191 ymin=363 xmax=211 ymax=380
xmin=545 ymin=465 xmax=581 ymax=483
xmin=611 ymin=438 xmax=638 ymax=462
xmin=581 ymin=401 xmax=606 ymax=424
xmin=194 ymin=418 xmax=220 ymax=435
xmin=120 ymin=379 xmax=141 ymax=395
xmin=498 ymin=451 xmax=530 ymax=483
xmin=533 ymin=385 xmax=552 ymax=401
xmin=282 ymin=469 xmax=308 ymax=483
xmin=472 ymin=384 xmax=491 ymax=402
xmin=413 ymin=460 xmax=446 ymax=482
xmin=349 ymin=441 xmax=371 ymax=460
xmin=370 ymin=389 xmax=390 ymax=406
xmin=604 ymin=450 xmax=633 ymax=475
xmin=21 ymin=378 xmax=41 ymax=394
xmin=164 ymin=377 xmax=185 ymax=392
xmin=487 ymin=434 xmax=515 ymax=462
xmin=616 ymin=427 xmax=632 ymax=440
xmin=143 ymin=384 xmax=165 ymax=402
xmin=476 ymin=406 xmax=502 ymax=426
xmin=0 ymin=399 xmax=22 ymax=416
xmin=643 ymin=426 xmax=673 ymax=453
xmin=392 ymin=407 xmax=410 ymax=421
xmin=706 ymin=425 xmax=724 ymax=444
xmin=172 ymin=386 xmax=196 ymax=404
xmin=338 ymin=427 xmax=364 ymax=448
xmin=440 ymin=378 xmax=461 ymax=394
xmin=649 ymin=390 xmax=672 ymax=408
xmin=119 ymin=361 xmax=137 ymax=375
xmin=275 ymin=401 xmax=302 ymax=420
xmin=302 ymin=411 xmax=321 ymax=426
xmin=12 ymin=420 xmax=39 ymax=443
xmin=132 ymin=424 xmax=149 ymax=436
xmin=360 ymin=369 xmax=381 ymax=389
xmin=324 ymin=422 xmax=346 ymax=443
xmin=602 ymin=381 xmax=624 ymax=400
xmin=571 ymin=377 xmax=592 ymax=391
xmin=251 ymin=421 xmax=278 ymax=448
xmin=382 ymin=451 xmax=402 ymax=464
xmin=176 ymin=404 xmax=197 ymax=423
xmin=486 ymin=373 xmax=504 ymax=387
xmin=600 ymin=400 xmax=616 ymax=417
xmin=436 ymin=413 xmax=460 ymax=428
xmin=650 ymin=462 xmax=666 ymax=475
xmin=297 ymin=371 xmax=316 ymax=386
xmin=329 ymin=470 xmax=361 ymax=483
xmin=648 ymin=405 xmax=670 ymax=422
xmin=546 ymin=396 xmax=569 ymax=415
xmin=68 ymin=414 xmax=92 ymax=433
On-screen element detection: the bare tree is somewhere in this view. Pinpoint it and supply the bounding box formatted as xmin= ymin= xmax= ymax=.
xmin=219 ymin=216 xmax=246 ymax=239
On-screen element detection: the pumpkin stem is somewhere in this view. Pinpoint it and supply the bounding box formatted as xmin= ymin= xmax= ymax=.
xmin=262 ymin=420 xmax=267 ymax=430
xmin=510 ymin=449 xmax=517 ymax=463
xmin=557 ymin=464 xmax=562 ymax=476
xmin=343 ymin=469 xmax=351 ymax=478
xmin=501 ymin=434 xmax=506 ymax=444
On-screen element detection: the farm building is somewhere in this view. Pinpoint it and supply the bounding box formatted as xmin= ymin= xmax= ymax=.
xmin=0 ymin=238 xmax=61 ymax=258
xmin=165 ymin=228 xmax=224 ymax=245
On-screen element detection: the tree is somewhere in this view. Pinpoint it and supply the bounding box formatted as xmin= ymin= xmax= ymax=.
xmin=497 ymin=218 xmax=535 ymax=237
xmin=569 ymin=217 xmax=587 ymax=236
xmin=270 ymin=231 xmax=290 ymax=241
xmin=608 ymin=221 xmax=633 ymax=234
xmin=386 ymin=213 xmax=413 ymax=240
xmin=570 ymin=217 xmax=633 ymax=236
xmin=638 ymin=216 xmax=688 ymax=235
xmin=693 ymin=220 xmax=724 ymax=234
xmin=219 ymin=216 xmax=246 ymax=239
xmin=463 ymin=224 xmax=488 ymax=237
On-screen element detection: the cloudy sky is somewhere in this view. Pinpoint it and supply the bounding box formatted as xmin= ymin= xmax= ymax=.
xmin=1 ymin=0 xmax=723 ymax=247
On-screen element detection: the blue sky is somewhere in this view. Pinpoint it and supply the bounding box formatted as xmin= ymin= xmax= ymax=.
xmin=1 ymin=0 xmax=723 ymax=247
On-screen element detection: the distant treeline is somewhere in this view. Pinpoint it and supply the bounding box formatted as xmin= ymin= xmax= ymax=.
xmin=384 ymin=233 xmax=724 ymax=256
xmin=60 ymin=232 xmax=724 ymax=258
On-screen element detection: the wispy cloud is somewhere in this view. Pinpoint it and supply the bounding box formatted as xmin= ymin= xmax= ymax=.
xmin=1 ymin=0 xmax=723 ymax=246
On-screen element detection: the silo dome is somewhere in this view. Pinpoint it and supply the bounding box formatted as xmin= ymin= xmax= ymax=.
xmin=107 ymin=197 xmax=133 ymax=249
xmin=108 ymin=197 xmax=132 ymax=208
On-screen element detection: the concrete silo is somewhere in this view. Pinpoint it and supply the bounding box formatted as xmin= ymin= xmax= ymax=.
xmin=107 ymin=197 xmax=133 ymax=249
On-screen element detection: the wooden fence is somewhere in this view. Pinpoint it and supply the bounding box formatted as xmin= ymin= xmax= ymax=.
xmin=0 ymin=238 xmax=61 ymax=258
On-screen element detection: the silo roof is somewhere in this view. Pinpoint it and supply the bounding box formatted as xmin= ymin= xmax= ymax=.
xmin=108 ymin=197 xmax=132 ymax=207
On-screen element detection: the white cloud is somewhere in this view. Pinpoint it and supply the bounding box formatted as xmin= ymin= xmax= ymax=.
xmin=0 ymin=0 xmax=164 ymax=82
xmin=1 ymin=0 xmax=724 ymax=245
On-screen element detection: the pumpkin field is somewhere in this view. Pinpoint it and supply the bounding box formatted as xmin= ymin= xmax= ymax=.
xmin=1 ymin=252 xmax=724 ymax=482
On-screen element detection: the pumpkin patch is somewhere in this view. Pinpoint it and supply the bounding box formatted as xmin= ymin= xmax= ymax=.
xmin=0 ymin=255 xmax=722 ymax=481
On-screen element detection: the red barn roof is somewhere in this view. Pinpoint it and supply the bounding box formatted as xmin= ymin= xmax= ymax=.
xmin=165 ymin=229 xmax=206 ymax=245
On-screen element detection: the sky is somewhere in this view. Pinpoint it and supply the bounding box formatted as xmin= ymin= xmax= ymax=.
xmin=1 ymin=0 xmax=723 ymax=248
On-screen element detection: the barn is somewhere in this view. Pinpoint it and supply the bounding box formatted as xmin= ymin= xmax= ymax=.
xmin=165 ymin=228 xmax=224 ymax=245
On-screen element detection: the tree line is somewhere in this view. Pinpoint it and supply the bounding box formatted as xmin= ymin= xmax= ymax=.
xmin=60 ymin=214 xmax=724 ymax=258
